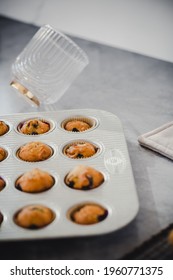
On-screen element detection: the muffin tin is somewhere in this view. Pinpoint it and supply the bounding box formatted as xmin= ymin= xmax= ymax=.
xmin=0 ymin=109 xmax=139 ymax=240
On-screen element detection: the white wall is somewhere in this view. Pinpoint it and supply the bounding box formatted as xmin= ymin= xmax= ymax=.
xmin=1 ymin=0 xmax=173 ymax=62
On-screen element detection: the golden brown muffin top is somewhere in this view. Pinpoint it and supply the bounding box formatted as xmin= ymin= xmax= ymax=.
xmin=64 ymin=120 xmax=90 ymax=132
xmin=65 ymin=142 xmax=97 ymax=159
xmin=65 ymin=165 xmax=104 ymax=190
xmin=18 ymin=142 xmax=52 ymax=162
xmin=16 ymin=168 xmax=54 ymax=193
xmin=0 ymin=121 xmax=9 ymax=136
xmin=14 ymin=205 xmax=54 ymax=229
xmin=0 ymin=177 xmax=6 ymax=191
xmin=20 ymin=119 xmax=50 ymax=135
xmin=0 ymin=147 xmax=7 ymax=162
xmin=71 ymin=204 xmax=107 ymax=225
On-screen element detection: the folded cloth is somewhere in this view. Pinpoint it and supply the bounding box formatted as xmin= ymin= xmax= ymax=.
xmin=138 ymin=122 xmax=173 ymax=160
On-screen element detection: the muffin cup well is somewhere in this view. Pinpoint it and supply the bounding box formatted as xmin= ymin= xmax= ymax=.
xmin=0 ymin=212 xmax=3 ymax=225
xmin=0 ymin=176 xmax=6 ymax=192
xmin=61 ymin=116 xmax=98 ymax=133
xmin=64 ymin=166 xmax=105 ymax=191
xmin=14 ymin=204 xmax=55 ymax=229
xmin=16 ymin=118 xmax=55 ymax=135
xmin=0 ymin=120 xmax=10 ymax=136
xmin=67 ymin=202 xmax=108 ymax=225
xmin=62 ymin=140 xmax=101 ymax=159
xmin=15 ymin=142 xmax=54 ymax=162
xmin=15 ymin=170 xmax=55 ymax=193
xmin=0 ymin=146 xmax=8 ymax=162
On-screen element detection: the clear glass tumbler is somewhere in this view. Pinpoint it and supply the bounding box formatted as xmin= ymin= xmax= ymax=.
xmin=10 ymin=24 xmax=89 ymax=106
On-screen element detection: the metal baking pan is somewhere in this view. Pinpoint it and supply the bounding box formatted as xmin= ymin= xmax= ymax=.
xmin=0 ymin=109 xmax=139 ymax=240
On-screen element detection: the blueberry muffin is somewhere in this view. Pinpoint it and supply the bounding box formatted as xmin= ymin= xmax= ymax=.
xmin=64 ymin=120 xmax=90 ymax=132
xmin=17 ymin=142 xmax=52 ymax=162
xmin=0 ymin=147 xmax=7 ymax=162
xmin=15 ymin=168 xmax=54 ymax=193
xmin=71 ymin=204 xmax=108 ymax=225
xmin=14 ymin=205 xmax=54 ymax=229
xmin=64 ymin=142 xmax=97 ymax=159
xmin=0 ymin=212 xmax=3 ymax=226
xmin=0 ymin=121 xmax=9 ymax=136
xmin=0 ymin=177 xmax=6 ymax=191
xmin=19 ymin=119 xmax=50 ymax=135
xmin=65 ymin=165 xmax=104 ymax=190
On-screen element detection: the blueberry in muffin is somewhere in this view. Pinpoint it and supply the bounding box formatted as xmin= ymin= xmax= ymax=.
xmin=64 ymin=120 xmax=90 ymax=132
xmin=19 ymin=119 xmax=50 ymax=135
xmin=0 ymin=147 xmax=7 ymax=162
xmin=14 ymin=205 xmax=54 ymax=229
xmin=64 ymin=142 xmax=97 ymax=159
xmin=65 ymin=165 xmax=104 ymax=190
xmin=17 ymin=142 xmax=52 ymax=162
xmin=0 ymin=177 xmax=6 ymax=191
xmin=15 ymin=168 xmax=55 ymax=193
xmin=0 ymin=121 xmax=9 ymax=136
xmin=71 ymin=204 xmax=108 ymax=225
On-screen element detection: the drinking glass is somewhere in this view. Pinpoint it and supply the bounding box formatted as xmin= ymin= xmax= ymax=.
xmin=11 ymin=24 xmax=89 ymax=106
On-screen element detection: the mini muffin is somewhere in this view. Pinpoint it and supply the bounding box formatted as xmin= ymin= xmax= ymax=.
xmin=0 ymin=212 xmax=3 ymax=226
xmin=71 ymin=204 xmax=108 ymax=225
xmin=19 ymin=119 xmax=50 ymax=135
xmin=65 ymin=165 xmax=104 ymax=190
xmin=0 ymin=147 xmax=7 ymax=162
xmin=64 ymin=120 xmax=90 ymax=132
xmin=0 ymin=177 xmax=6 ymax=191
xmin=0 ymin=121 xmax=9 ymax=136
xmin=14 ymin=205 xmax=54 ymax=229
xmin=15 ymin=168 xmax=54 ymax=193
xmin=64 ymin=142 xmax=97 ymax=159
xmin=17 ymin=142 xmax=52 ymax=162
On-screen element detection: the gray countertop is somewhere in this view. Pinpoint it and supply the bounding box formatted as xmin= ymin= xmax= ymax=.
xmin=1 ymin=16 xmax=173 ymax=260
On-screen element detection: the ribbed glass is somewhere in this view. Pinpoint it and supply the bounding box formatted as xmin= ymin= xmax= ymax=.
xmin=11 ymin=25 xmax=89 ymax=105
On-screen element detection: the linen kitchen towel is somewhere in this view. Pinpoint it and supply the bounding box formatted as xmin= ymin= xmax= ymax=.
xmin=138 ymin=122 xmax=173 ymax=160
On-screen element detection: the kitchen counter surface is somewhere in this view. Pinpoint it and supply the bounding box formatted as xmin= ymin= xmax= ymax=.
xmin=1 ymin=16 xmax=173 ymax=260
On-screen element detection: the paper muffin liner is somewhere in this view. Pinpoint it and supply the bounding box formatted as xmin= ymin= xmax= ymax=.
xmin=16 ymin=117 xmax=55 ymax=136
xmin=62 ymin=140 xmax=101 ymax=159
xmin=15 ymin=142 xmax=54 ymax=163
xmin=67 ymin=202 xmax=108 ymax=225
xmin=61 ymin=116 xmax=98 ymax=133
